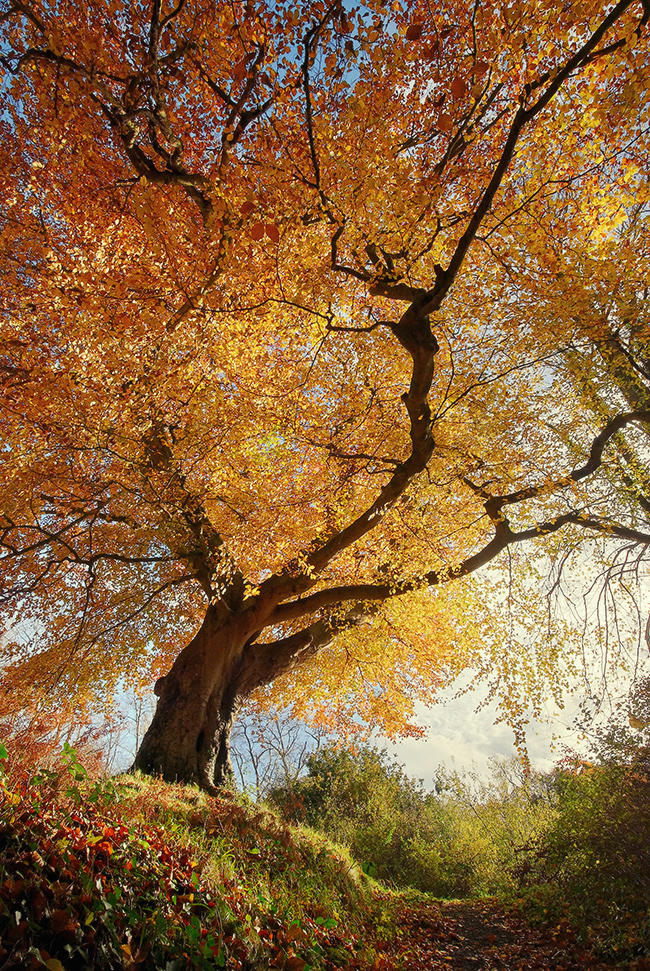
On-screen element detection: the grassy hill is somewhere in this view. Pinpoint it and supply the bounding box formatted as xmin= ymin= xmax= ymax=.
xmin=0 ymin=750 xmax=391 ymax=970
xmin=2 ymin=739 xmax=648 ymax=969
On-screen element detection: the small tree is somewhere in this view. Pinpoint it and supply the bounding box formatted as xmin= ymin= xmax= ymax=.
xmin=231 ymin=706 xmax=329 ymax=798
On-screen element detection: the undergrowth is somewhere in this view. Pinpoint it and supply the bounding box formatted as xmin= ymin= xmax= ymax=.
xmin=0 ymin=743 xmax=387 ymax=970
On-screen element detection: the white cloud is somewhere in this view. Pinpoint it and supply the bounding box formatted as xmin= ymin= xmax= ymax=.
xmin=380 ymin=682 xmax=588 ymax=784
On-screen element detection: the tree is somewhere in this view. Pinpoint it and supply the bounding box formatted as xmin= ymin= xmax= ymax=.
xmin=1 ymin=0 xmax=649 ymax=789
xmin=231 ymin=705 xmax=329 ymax=798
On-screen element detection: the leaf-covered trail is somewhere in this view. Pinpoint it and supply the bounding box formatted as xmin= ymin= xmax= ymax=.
xmin=372 ymin=899 xmax=609 ymax=970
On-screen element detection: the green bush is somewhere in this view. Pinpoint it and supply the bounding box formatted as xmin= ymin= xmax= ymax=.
xmin=513 ymin=745 xmax=650 ymax=960
xmin=269 ymin=746 xmax=448 ymax=893
xmin=437 ymin=761 xmax=558 ymax=898
xmin=268 ymin=747 xmax=552 ymax=899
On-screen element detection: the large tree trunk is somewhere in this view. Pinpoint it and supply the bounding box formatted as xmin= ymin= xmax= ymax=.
xmin=133 ymin=605 xmax=251 ymax=790
xmin=132 ymin=602 xmax=345 ymax=790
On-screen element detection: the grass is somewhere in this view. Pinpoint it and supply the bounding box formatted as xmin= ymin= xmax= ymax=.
xmin=0 ymin=749 xmax=392 ymax=970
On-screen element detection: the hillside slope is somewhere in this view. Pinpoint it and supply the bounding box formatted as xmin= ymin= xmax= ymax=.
xmin=0 ymin=756 xmax=387 ymax=970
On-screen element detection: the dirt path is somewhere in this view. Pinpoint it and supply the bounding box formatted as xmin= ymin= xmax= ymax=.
xmin=372 ymin=898 xmax=610 ymax=970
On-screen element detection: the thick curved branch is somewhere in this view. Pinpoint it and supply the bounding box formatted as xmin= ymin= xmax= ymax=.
xmin=251 ymin=1 xmax=645 ymax=625
xmin=255 ymin=302 xmax=439 ymax=611
xmin=269 ymin=509 xmax=650 ymax=624
xmin=268 ymin=532 xmax=510 ymax=624
xmin=240 ymin=604 xmax=369 ymax=694
xmin=515 ymin=514 xmax=650 ymax=546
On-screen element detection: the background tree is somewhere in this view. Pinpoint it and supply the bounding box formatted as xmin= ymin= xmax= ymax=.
xmin=231 ymin=705 xmax=330 ymax=799
xmin=1 ymin=0 xmax=649 ymax=789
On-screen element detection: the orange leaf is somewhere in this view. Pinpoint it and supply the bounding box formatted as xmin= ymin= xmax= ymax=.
xmin=437 ymin=113 xmax=453 ymax=132
xmin=232 ymin=58 xmax=248 ymax=81
xmin=284 ymin=957 xmax=306 ymax=971
xmin=405 ymin=22 xmax=423 ymax=41
xmin=451 ymin=77 xmax=467 ymax=99
xmin=265 ymin=223 xmax=280 ymax=244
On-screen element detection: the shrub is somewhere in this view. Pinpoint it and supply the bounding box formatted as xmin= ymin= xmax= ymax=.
xmin=269 ymin=746 xmax=557 ymax=900
xmin=513 ymin=745 xmax=650 ymax=960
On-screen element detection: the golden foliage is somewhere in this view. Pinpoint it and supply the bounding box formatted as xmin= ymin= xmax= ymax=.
xmin=0 ymin=0 xmax=648 ymax=735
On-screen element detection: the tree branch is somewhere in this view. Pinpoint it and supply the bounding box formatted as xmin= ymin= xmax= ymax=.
xmin=266 ymin=411 xmax=650 ymax=624
xmin=493 ymin=410 xmax=650 ymax=510
xmin=255 ymin=300 xmax=439 ymax=611
xmin=240 ymin=604 xmax=370 ymax=693
xmin=419 ymin=0 xmax=641 ymax=318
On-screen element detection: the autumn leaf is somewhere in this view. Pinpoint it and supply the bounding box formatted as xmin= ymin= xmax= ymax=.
xmin=629 ymin=714 xmax=648 ymax=730
xmin=265 ymin=223 xmax=280 ymax=243
xmin=232 ymin=57 xmax=248 ymax=81
xmin=337 ymin=12 xmax=352 ymax=34
xmin=451 ymin=77 xmax=467 ymax=99
xmin=49 ymin=909 xmax=77 ymax=939
xmin=405 ymin=22 xmax=423 ymax=41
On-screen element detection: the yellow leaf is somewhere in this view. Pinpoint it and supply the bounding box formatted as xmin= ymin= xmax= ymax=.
xmin=629 ymin=714 xmax=648 ymax=731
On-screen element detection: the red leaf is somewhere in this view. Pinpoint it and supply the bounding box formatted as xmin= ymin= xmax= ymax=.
xmin=437 ymin=113 xmax=453 ymax=132
xmin=451 ymin=77 xmax=467 ymax=99
xmin=0 ymin=878 xmax=25 ymax=899
xmin=31 ymin=889 xmax=47 ymax=919
xmin=240 ymin=200 xmax=255 ymax=218
xmin=49 ymin=909 xmax=77 ymax=939
xmin=250 ymin=222 xmax=265 ymax=241
xmin=265 ymin=223 xmax=280 ymax=243
xmin=405 ymin=22 xmax=423 ymax=41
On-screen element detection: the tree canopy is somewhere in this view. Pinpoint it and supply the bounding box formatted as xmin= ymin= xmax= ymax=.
xmin=1 ymin=0 xmax=649 ymax=786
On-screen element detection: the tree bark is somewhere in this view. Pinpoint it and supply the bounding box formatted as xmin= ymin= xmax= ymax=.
xmin=131 ymin=600 xmax=355 ymax=790
xmin=133 ymin=605 xmax=250 ymax=789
